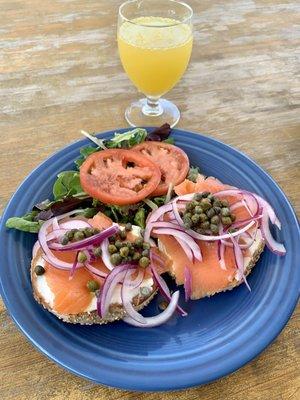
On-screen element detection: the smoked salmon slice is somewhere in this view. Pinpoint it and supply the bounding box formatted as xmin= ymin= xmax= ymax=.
xmin=157 ymin=176 xmax=255 ymax=299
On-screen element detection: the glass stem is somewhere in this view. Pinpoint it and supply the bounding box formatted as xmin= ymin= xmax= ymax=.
xmin=142 ymin=96 xmax=163 ymax=117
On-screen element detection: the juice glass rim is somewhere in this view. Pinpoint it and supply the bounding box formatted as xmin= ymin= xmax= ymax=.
xmin=119 ymin=0 xmax=193 ymax=28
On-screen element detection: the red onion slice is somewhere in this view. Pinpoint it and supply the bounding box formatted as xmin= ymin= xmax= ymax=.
xmin=39 ymin=219 xmax=75 ymax=270
xmin=255 ymin=195 xmax=281 ymax=229
xmin=217 ymin=240 xmax=226 ymax=270
xmin=46 ymin=228 xmax=68 ymax=242
xmin=69 ymin=251 xmax=80 ymax=279
xmin=100 ymin=238 xmax=114 ymax=271
xmin=152 ymin=228 xmax=202 ymax=261
xmin=97 ymin=264 xmax=136 ymax=318
xmin=184 ymin=266 xmax=192 ymax=301
xmin=150 ymin=256 xmax=187 ymax=316
xmin=122 ymin=270 xmax=147 ymax=324
xmin=60 ymin=220 xmax=91 ymax=230
xmin=52 ymin=217 xmax=59 ymax=231
xmin=85 ymin=263 xmax=107 ymax=279
xmin=175 ymin=237 xmax=194 ymax=262
xmin=48 ymin=225 xmax=119 ymax=252
xmin=260 ymin=208 xmax=286 ymax=255
xmin=231 ymin=236 xmax=251 ymax=291
xmin=124 ymin=268 xmax=145 ymax=289
xmin=146 ymin=203 xmax=173 ymax=226
xmin=123 ymin=291 xmax=180 ymax=328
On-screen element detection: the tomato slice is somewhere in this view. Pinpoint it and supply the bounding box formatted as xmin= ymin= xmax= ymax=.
xmin=80 ymin=149 xmax=161 ymax=205
xmin=132 ymin=142 xmax=189 ymax=196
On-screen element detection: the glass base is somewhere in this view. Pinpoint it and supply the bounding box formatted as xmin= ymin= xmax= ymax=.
xmin=125 ymin=98 xmax=180 ymax=128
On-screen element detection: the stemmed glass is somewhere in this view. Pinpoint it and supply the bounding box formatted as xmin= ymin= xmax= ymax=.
xmin=118 ymin=0 xmax=193 ymax=127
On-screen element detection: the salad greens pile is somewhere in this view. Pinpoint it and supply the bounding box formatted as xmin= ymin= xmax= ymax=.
xmin=6 ymin=124 xmax=200 ymax=233
xmin=6 ymin=124 xmax=189 ymax=233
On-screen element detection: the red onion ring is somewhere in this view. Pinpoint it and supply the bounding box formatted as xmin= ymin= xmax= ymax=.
xmin=152 ymin=228 xmax=202 ymax=261
xmin=150 ymin=255 xmax=187 ymax=316
xmin=123 ymin=291 xmax=180 ymax=328
xmin=184 ymin=266 xmax=192 ymax=301
xmin=48 ymin=225 xmax=119 ymax=252
xmin=97 ymin=264 xmax=136 ymax=318
xmin=122 ymin=270 xmax=147 ymax=324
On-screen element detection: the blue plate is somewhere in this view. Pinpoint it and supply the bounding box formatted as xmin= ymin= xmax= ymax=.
xmin=0 ymin=129 xmax=299 ymax=391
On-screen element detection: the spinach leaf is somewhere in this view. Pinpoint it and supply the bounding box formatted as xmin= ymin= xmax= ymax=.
xmin=187 ymin=166 xmax=201 ymax=183
xmin=52 ymin=171 xmax=84 ymax=200
xmin=163 ymin=137 xmax=175 ymax=144
xmin=75 ymin=145 xmax=99 ymax=169
xmin=134 ymin=208 xmax=146 ymax=228
xmin=105 ymin=128 xmax=147 ymax=149
xmin=152 ymin=196 xmax=167 ymax=207
xmin=6 ymin=216 xmax=43 ymax=233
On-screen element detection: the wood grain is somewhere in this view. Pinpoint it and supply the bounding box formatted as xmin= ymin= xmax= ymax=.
xmin=0 ymin=0 xmax=299 ymax=399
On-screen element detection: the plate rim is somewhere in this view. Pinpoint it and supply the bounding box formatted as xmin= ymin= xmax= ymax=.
xmin=0 ymin=127 xmax=299 ymax=392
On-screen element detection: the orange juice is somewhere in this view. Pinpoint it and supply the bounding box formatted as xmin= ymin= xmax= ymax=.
xmin=118 ymin=17 xmax=193 ymax=97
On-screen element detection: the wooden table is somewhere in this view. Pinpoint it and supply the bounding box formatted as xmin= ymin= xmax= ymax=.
xmin=0 ymin=0 xmax=299 ymax=399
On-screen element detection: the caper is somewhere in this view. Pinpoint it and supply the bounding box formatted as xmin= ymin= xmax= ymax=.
xmin=228 ymin=227 xmax=237 ymax=233
xmin=77 ymin=251 xmax=87 ymax=263
xmin=120 ymin=247 xmax=129 ymax=258
xmin=35 ymin=265 xmax=45 ymax=275
xmin=183 ymin=215 xmax=192 ymax=229
xmin=200 ymin=221 xmax=210 ymax=229
xmin=211 ymin=215 xmax=220 ymax=225
xmin=221 ymin=207 xmax=231 ymax=217
xmin=142 ymin=249 xmax=150 ymax=257
xmin=110 ymin=253 xmax=122 ymax=265
xmin=201 ymin=198 xmax=212 ymax=211
xmin=73 ymin=230 xmax=84 ymax=241
xmin=60 ymin=235 xmax=69 ymax=245
xmin=202 ymin=191 xmax=210 ymax=198
xmin=84 ymin=227 xmax=94 ymax=238
xmin=185 ymin=202 xmax=194 ymax=212
xmin=184 ymin=212 xmax=192 ymax=219
xmin=133 ymin=252 xmax=141 ymax=261
xmin=92 ymin=228 xmax=100 ymax=235
xmin=134 ymin=238 xmax=144 ymax=248
xmin=129 ymin=246 xmax=135 ymax=255
xmin=115 ymin=240 xmax=123 ymax=249
xmin=230 ymin=214 xmax=236 ymax=222
xmin=142 ymin=242 xmax=150 ymax=250
xmin=125 ymin=223 xmax=132 ymax=231
xmin=108 ymin=235 xmax=116 ymax=243
xmin=67 ymin=229 xmax=77 ymax=240
xmin=119 ymin=230 xmax=127 ymax=240
xmin=108 ymin=244 xmax=117 ymax=254
xmin=213 ymin=206 xmax=222 ymax=214
xmin=93 ymin=246 xmax=102 ymax=258
xmin=221 ymin=199 xmax=229 ymax=207
xmin=191 ymin=200 xmax=199 ymax=208
xmin=207 ymin=194 xmax=214 ymax=201
xmin=194 ymin=205 xmax=203 ymax=214
xmin=206 ymin=208 xmax=216 ymax=218
xmin=213 ymin=199 xmax=223 ymax=208
xmin=191 ymin=214 xmax=200 ymax=224
xmin=87 ymin=280 xmax=100 ymax=292
xmin=193 ymin=193 xmax=203 ymax=201
xmin=210 ymin=224 xmax=219 ymax=234
xmin=139 ymin=257 xmax=150 ymax=268
xmin=199 ymin=213 xmax=208 ymax=222
xmin=221 ymin=216 xmax=232 ymax=226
